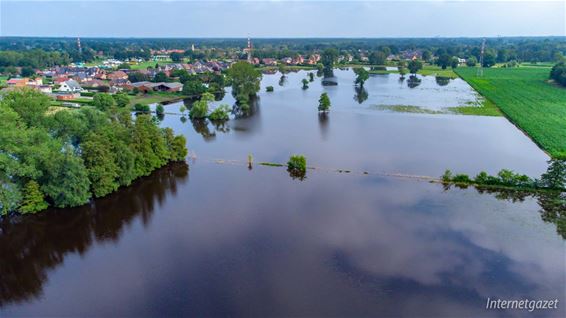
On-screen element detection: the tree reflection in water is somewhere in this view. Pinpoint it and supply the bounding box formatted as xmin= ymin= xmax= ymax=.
xmin=318 ymin=112 xmax=330 ymax=140
xmin=407 ymin=75 xmax=422 ymax=88
xmin=442 ymin=183 xmax=565 ymax=239
xmin=353 ymin=86 xmax=368 ymax=104
xmin=0 ymin=163 xmax=189 ymax=306
xmin=190 ymin=119 xmax=216 ymax=141
xmin=435 ymin=76 xmax=450 ymax=87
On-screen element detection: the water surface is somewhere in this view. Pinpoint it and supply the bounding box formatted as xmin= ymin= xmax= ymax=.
xmin=1 ymin=69 xmax=563 ymax=317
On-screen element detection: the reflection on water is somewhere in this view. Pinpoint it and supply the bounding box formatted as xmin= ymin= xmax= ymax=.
xmin=0 ymin=164 xmax=564 ymax=317
xmin=435 ymin=76 xmax=451 ymax=87
xmin=0 ymin=163 xmax=189 ymax=307
xmin=353 ymin=86 xmax=368 ymax=104
xmin=407 ymin=75 xmax=422 ymax=88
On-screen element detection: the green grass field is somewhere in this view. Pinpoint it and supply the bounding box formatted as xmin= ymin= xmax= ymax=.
xmin=456 ymin=67 xmax=566 ymax=158
xmin=419 ymin=65 xmax=458 ymax=78
xmin=129 ymin=93 xmax=185 ymax=106
xmin=129 ymin=59 xmax=185 ymax=70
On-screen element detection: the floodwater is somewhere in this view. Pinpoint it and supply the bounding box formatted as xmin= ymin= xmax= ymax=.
xmin=1 ymin=70 xmax=564 ymax=317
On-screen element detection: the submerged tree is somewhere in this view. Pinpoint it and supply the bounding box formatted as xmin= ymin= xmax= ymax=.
xmin=408 ymin=60 xmax=423 ymax=75
xmin=228 ymin=61 xmax=262 ymax=104
xmin=353 ymin=67 xmax=369 ymax=87
xmin=302 ymin=78 xmax=309 ymax=90
xmin=318 ymin=93 xmax=331 ymax=112
xmin=321 ymin=48 xmax=338 ymax=77
xmin=190 ymin=92 xmax=214 ymax=119
xmin=287 ymin=155 xmax=307 ymax=181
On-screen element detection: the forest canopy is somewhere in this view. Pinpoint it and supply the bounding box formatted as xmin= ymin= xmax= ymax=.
xmin=0 ymin=89 xmax=188 ymax=215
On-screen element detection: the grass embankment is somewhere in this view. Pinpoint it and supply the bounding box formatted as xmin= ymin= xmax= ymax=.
xmin=456 ymin=67 xmax=566 ymax=158
xmin=374 ymin=100 xmax=501 ymax=117
xmin=129 ymin=93 xmax=185 ymax=106
xmin=419 ymin=65 xmax=458 ymax=78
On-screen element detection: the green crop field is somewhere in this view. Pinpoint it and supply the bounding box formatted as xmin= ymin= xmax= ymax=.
xmin=456 ymin=67 xmax=566 ymax=158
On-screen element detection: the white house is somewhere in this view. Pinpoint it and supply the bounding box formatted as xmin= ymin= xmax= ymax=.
xmin=59 ymin=79 xmax=83 ymax=93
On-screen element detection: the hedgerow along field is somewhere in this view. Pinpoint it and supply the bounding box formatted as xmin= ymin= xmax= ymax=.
xmin=455 ymin=67 xmax=566 ymax=158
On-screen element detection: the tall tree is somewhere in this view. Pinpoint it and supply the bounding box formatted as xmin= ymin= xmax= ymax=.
xmin=408 ymin=60 xmax=423 ymax=75
xmin=227 ymin=61 xmax=262 ymax=101
xmin=318 ymin=93 xmax=331 ymax=112
xmin=19 ymin=180 xmax=48 ymax=214
xmin=353 ymin=67 xmax=369 ymax=87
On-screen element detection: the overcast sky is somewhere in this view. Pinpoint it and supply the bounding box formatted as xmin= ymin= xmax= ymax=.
xmin=1 ymin=0 xmax=565 ymax=38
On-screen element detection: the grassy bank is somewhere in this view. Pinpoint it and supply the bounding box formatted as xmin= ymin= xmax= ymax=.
xmin=374 ymin=100 xmax=501 ymax=117
xmin=129 ymin=93 xmax=185 ymax=106
xmin=419 ymin=65 xmax=458 ymax=78
xmin=456 ymin=67 xmax=566 ymax=158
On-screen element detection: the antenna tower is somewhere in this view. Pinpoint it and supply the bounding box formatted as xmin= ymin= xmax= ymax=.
xmin=247 ymin=37 xmax=253 ymax=63
xmin=77 ymin=37 xmax=82 ymax=54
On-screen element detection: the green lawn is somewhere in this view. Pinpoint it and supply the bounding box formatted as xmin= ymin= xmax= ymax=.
xmin=129 ymin=59 xmax=181 ymax=70
xmin=456 ymin=67 xmax=566 ymax=158
xmin=129 ymin=93 xmax=185 ymax=106
xmin=419 ymin=65 xmax=458 ymax=78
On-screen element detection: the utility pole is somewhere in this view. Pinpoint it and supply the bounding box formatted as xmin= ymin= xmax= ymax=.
xmin=478 ymin=38 xmax=485 ymax=76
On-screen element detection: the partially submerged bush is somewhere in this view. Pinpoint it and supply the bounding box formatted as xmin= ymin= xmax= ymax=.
xmin=133 ymin=103 xmax=150 ymax=112
xmin=287 ymin=155 xmax=307 ymax=181
xmin=287 ymin=155 xmax=307 ymax=173
xmin=442 ymin=168 xmax=539 ymax=190
xmin=208 ymin=104 xmax=231 ymax=121
xmin=266 ymin=86 xmax=274 ymax=92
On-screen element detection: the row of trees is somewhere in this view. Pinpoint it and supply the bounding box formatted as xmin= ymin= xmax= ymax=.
xmin=0 ymin=89 xmax=188 ymax=215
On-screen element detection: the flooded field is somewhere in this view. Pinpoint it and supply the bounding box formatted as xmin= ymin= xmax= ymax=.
xmin=1 ymin=70 xmax=564 ymax=317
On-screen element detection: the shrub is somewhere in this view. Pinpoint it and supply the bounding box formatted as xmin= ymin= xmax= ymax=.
xmin=266 ymin=86 xmax=274 ymax=92
xmin=156 ymin=104 xmax=165 ymax=115
xmin=441 ymin=169 xmax=453 ymax=182
xmin=452 ymin=174 xmax=472 ymax=183
xmin=287 ymin=155 xmax=306 ymax=173
xmin=134 ymin=103 xmax=150 ymax=112
xmin=190 ymin=92 xmax=213 ymax=119
xmin=209 ymin=104 xmax=231 ymax=121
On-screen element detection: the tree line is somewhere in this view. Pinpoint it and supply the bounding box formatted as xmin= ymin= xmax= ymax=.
xmin=0 ymin=89 xmax=188 ymax=215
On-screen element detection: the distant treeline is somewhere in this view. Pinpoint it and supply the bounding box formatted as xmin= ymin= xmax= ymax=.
xmin=0 ymin=37 xmax=565 ymax=68
xmin=0 ymin=89 xmax=188 ymax=215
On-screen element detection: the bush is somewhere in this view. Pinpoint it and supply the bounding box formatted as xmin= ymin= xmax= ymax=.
xmin=266 ymin=86 xmax=274 ymax=92
xmin=441 ymin=169 xmax=453 ymax=182
xmin=134 ymin=103 xmax=150 ymax=112
xmin=208 ymin=104 xmax=231 ymax=121
xmin=156 ymin=104 xmax=165 ymax=115
xmin=287 ymin=155 xmax=306 ymax=173
xmin=452 ymin=174 xmax=472 ymax=183
xmin=190 ymin=92 xmax=213 ymax=119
